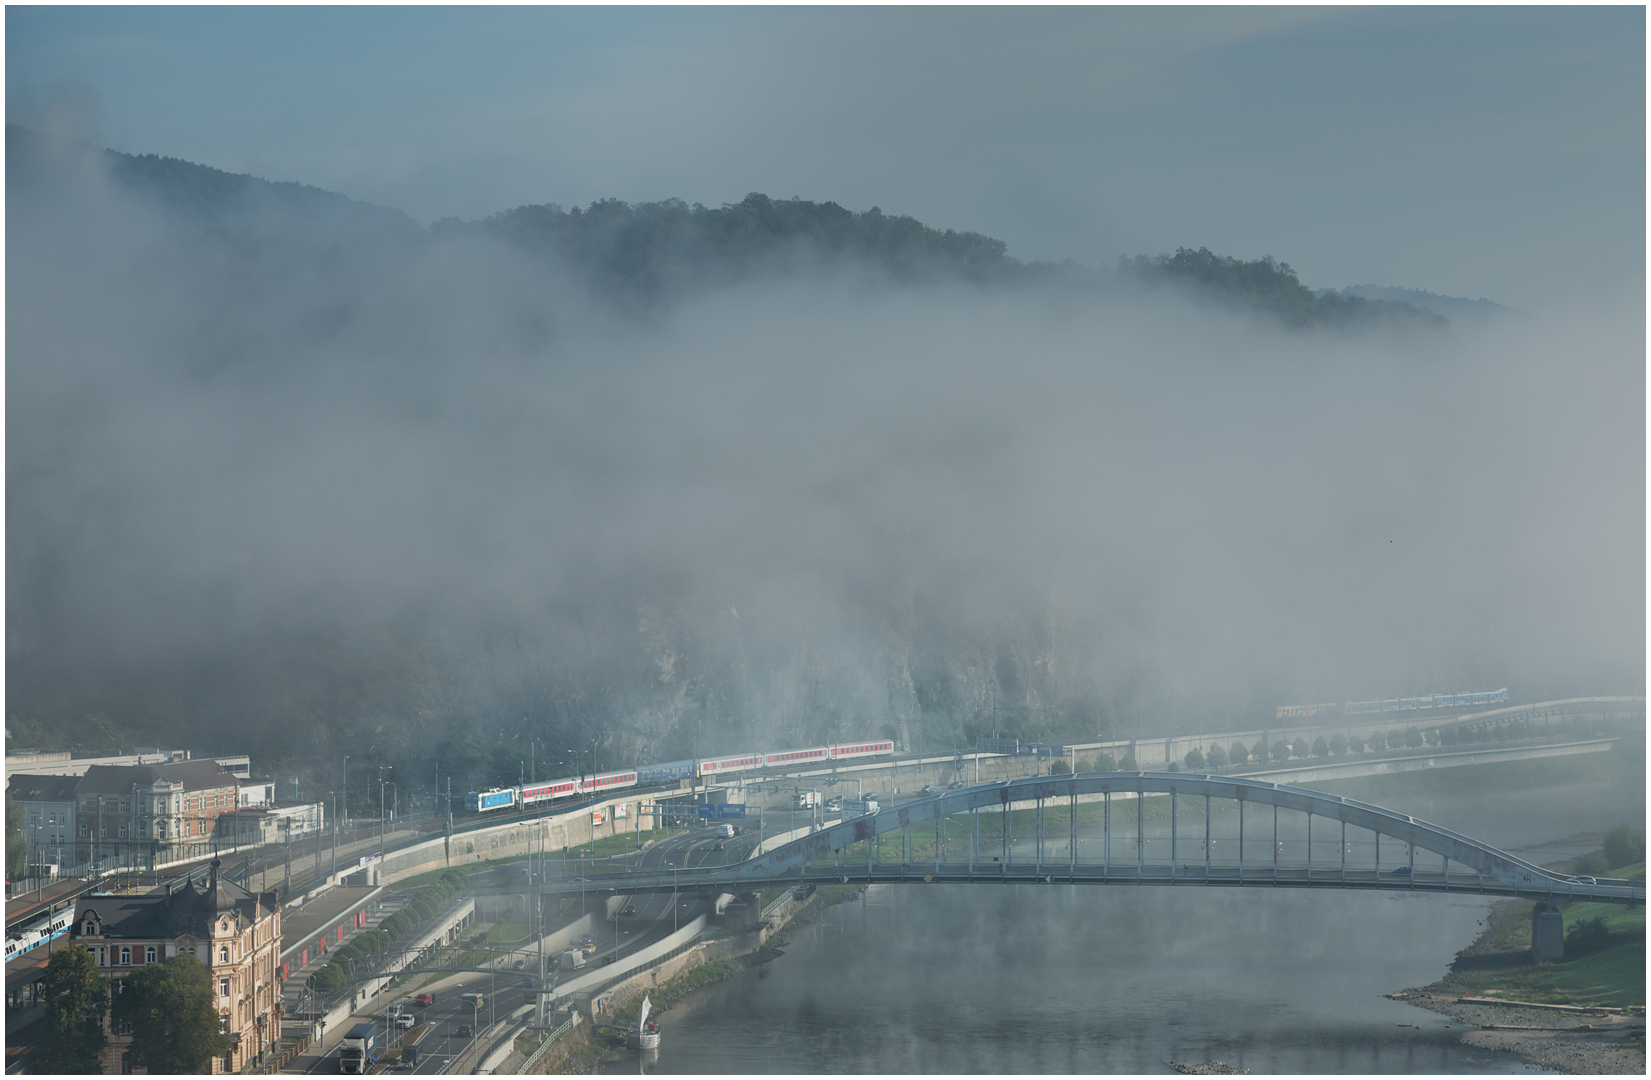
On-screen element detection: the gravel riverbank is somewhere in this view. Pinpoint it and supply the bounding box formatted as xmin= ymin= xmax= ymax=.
xmin=1390 ymin=895 xmax=1645 ymax=1074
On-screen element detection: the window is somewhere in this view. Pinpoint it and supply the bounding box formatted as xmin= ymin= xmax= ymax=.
xmin=220 ymin=978 xmax=230 ymax=997
xmin=220 ymin=1014 xmax=230 ymax=1033
xmin=118 ymin=822 xmax=128 ymax=839
xmin=145 ymin=946 xmax=156 ymax=964
xmin=80 ymin=823 xmax=89 ymax=837
xmin=118 ymin=1017 xmax=132 ymax=1035
xmin=120 ymin=947 xmax=131 ymax=965
xmin=219 ymin=945 xmax=229 ymax=963
xmin=97 ymin=947 xmax=106 ymax=965
xmin=121 ymin=1052 xmax=132 ymax=1075
xmin=223 ymin=1053 xmax=234 ymax=1072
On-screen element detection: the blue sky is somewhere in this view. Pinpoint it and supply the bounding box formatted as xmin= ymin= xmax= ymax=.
xmin=7 ymin=6 xmax=1644 ymax=309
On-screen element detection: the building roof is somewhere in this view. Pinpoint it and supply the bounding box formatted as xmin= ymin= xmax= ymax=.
xmin=75 ymin=759 xmax=238 ymax=795
xmin=6 ymin=774 xmax=80 ymax=802
xmin=73 ymin=865 xmax=275 ymax=941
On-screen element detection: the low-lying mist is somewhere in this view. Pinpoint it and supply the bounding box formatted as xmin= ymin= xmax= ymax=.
xmin=7 ymin=137 xmax=1643 ymax=783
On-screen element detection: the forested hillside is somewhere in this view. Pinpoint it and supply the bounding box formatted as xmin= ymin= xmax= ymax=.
xmin=7 ymin=127 xmax=1499 ymax=818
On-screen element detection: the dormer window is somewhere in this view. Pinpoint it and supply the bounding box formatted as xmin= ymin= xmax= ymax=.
xmin=220 ymin=921 xmax=228 ymax=932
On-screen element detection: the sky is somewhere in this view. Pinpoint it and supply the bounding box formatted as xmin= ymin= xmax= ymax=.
xmin=6 ymin=6 xmax=1644 ymax=313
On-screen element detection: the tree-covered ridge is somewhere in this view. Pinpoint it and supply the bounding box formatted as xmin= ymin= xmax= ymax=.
xmin=6 ymin=123 xmax=416 ymax=235
xmin=1123 ymin=247 xmax=1448 ymax=330
xmin=468 ymin=191 xmax=1016 ymax=296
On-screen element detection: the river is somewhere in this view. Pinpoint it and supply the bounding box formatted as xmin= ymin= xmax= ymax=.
xmin=607 ymin=761 xmax=1641 ymax=1074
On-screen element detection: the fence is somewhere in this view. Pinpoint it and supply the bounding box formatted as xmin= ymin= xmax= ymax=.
xmin=518 ymin=1013 xmax=582 ymax=1074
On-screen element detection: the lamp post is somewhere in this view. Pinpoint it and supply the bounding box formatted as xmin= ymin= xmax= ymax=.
xmin=328 ymin=791 xmax=337 ymax=879
xmin=342 ymin=755 xmax=349 ymax=832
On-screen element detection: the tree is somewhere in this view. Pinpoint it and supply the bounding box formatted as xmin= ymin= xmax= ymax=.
xmin=1404 ymin=726 xmax=1423 ymax=749
xmin=1270 ymin=741 xmax=1290 ymax=763
xmin=1311 ymin=736 xmax=1329 ymax=758
xmin=1328 ymin=733 xmax=1347 ymax=756
xmin=1386 ymin=730 xmax=1405 ymax=750
xmin=1603 ymin=825 xmax=1646 ymax=869
xmin=1049 ymin=758 xmax=1071 ymax=775
xmin=1095 ymin=751 xmax=1117 ymax=772
xmin=1184 ymin=747 xmax=1205 ymax=770
xmin=1347 ymin=734 xmax=1365 ymax=754
xmin=1572 ymin=851 xmax=1610 ymax=876
xmin=1291 ymin=737 xmax=1309 ymax=759
xmin=1423 ymin=728 xmax=1440 ymax=747
xmin=1228 ymin=741 xmax=1248 ymax=765
xmin=35 ymin=944 xmax=107 ymax=1073
xmin=1206 ymin=743 xmax=1228 ymax=769
xmin=1119 ymin=754 xmax=1138 ymax=771
xmin=112 ymin=953 xmax=231 ymax=1074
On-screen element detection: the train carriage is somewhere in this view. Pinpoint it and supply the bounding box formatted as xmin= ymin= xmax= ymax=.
xmin=583 ymin=769 xmax=638 ymax=796
xmin=635 ymin=759 xmax=696 ymax=786
xmin=762 ymin=745 xmax=830 ymax=769
xmin=698 ymin=753 xmax=765 ymax=778
xmin=829 ymin=740 xmax=895 ymax=761
xmin=520 ymin=778 xmax=579 ymax=807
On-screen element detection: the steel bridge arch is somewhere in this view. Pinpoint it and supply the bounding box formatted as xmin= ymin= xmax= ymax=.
xmin=559 ymin=773 xmax=1644 ymax=906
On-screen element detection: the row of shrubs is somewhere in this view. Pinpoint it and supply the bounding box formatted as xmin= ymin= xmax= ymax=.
xmin=1570 ymin=824 xmax=1646 ymax=878
xmin=307 ymin=869 xmax=470 ymax=992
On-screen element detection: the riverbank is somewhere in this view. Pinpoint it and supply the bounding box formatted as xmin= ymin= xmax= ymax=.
xmin=1393 ymin=877 xmax=1645 ymax=1073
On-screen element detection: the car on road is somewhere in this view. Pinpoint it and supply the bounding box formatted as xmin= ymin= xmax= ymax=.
xmin=1390 ymin=866 xmax=1412 ymax=876
xmin=524 ymin=976 xmax=540 ymax=989
xmin=413 ymin=993 xmax=434 ymax=1007
xmin=453 ymin=1025 xmax=473 ymax=1039
xmin=394 ymin=1013 xmax=415 ymax=1030
xmin=620 ymin=906 xmax=637 ymax=917
xmin=1567 ymin=875 xmax=1597 ymax=885
xmin=947 ymin=781 xmax=966 ymax=790
xmin=712 ymin=842 xmax=724 ymax=851
xmin=579 ymin=940 xmax=598 ymax=956
xmin=513 ymin=959 xmax=525 ymax=970
xmin=920 ymin=784 xmax=939 ymax=795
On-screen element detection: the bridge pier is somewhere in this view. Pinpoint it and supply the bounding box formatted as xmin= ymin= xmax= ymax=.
xmin=1531 ymin=903 xmax=1565 ymax=962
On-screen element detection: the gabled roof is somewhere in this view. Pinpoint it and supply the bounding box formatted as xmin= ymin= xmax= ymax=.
xmin=73 ymin=866 xmax=273 ymax=941
xmin=7 ymin=773 xmax=80 ymax=802
xmin=75 ymin=760 xmax=238 ymax=795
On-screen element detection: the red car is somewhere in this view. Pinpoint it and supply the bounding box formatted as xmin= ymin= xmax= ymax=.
xmin=414 ymin=993 xmax=434 ymax=1007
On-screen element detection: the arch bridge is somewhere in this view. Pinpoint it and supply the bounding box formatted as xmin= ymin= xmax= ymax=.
xmin=545 ymin=773 xmax=1644 ymax=906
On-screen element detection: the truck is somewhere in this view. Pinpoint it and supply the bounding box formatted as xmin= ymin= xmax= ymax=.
xmin=339 ymin=1022 xmax=377 ymax=1074
xmin=840 ymin=798 xmax=879 ymax=816
xmin=790 ymin=791 xmax=817 ymax=810
xmin=559 ymin=950 xmax=586 ymax=971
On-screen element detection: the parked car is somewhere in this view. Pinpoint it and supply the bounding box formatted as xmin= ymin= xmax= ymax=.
xmin=413 ymin=993 xmax=434 ymax=1007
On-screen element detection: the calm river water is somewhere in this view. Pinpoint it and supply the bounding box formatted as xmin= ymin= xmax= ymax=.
xmin=608 ymin=765 xmax=1640 ymax=1074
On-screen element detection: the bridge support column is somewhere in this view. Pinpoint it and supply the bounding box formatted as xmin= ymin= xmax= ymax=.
xmin=1531 ymin=903 xmax=1564 ymax=962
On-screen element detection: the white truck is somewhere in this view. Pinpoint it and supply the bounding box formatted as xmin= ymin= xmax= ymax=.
xmin=559 ymin=950 xmax=586 ymax=971
xmin=339 ymin=1022 xmax=377 ymax=1074
xmin=790 ymin=791 xmax=818 ymax=810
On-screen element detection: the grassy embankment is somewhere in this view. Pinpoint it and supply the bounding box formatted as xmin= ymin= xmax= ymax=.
xmin=1438 ymin=853 xmax=1646 ymax=1010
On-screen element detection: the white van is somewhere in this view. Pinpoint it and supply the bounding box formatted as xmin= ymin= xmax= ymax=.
xmin=715 ymin=823 xmax=736 ymax=838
